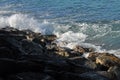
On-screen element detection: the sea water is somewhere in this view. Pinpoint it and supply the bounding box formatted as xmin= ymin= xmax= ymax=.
xmin=0 ymin=0 xmax=120 ymax=57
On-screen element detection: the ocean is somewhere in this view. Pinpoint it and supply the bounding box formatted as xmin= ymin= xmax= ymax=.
xmin=0 ymin=0 xmax=120 ymax=57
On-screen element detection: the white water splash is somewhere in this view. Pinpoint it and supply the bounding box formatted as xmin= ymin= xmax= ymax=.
xmin=0 ymin=13 xmax=120 ymax=57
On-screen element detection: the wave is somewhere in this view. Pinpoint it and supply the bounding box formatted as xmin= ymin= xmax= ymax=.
xmin=0 ymin=13 xmax=120 ymax=57
xmin=0 ymin=14 xmax=56 ymax=35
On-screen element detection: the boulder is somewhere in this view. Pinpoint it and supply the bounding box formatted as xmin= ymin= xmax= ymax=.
xmin=0 ymin=58 xmax=44 ymax=75
xmin=80 ymin=72 xmax=110 ymax=80
xmin=6 ymin=72 xmax=54 ymax=80
xmin=21 ymin=39 xmax=43 ymax=55
xmin=88 ymin=52 xmax=100 ymax=61
xmin=68 ymin=56 xmax=97 ymax=70
xmin=97 ymin=71 xmax=116 ymax=80
xmin=96 ymin=53 xmax=120 ymax=67
xmin=108 ymin=66 xmax=120 ymax=80
xmin=73 ymin=45 xmax=94 ymax=54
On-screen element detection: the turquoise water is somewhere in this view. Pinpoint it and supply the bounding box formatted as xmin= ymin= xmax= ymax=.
xmin=0 ymin=0 xmax=120 ymax=56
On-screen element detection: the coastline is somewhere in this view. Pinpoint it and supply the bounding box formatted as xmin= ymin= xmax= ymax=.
xmin=0 ymin=27 xmax=120 ymax=80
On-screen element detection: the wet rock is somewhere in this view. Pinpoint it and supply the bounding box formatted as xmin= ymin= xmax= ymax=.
xmin=25 ymin=31 xmax=41 ymax=41
xmin=6 ymin=72 xmax=54 ymax=80
xmin=55 ymin=47 xmax=83 ymax=57
xmin=68 ymin=56 xmax=97 ymax=70
xmin=0 ymin=58 xmax=44 ymax=75
xmin=73 ymin=45 xmax=94 ymax=54
xmin=0 ymin=27 xmax=119 ymax=80
xmin=21 ymin=39 xmax=43 ymax=55
xmin=0 ymin=27 xmax=26 ymax=41
xmin=57 ymin=72 xmax=82 ymax=80
xmin=55 ymin=51 xmax=70 ymax=57
xmin=46 ymin=43 xmax=57 ymax=51
xmin=97 ymin=71 xmax=116 ymax=80
xmin=66 ymin=60 xmax=94 ymax=74
xmin=88 ymin=52 xmax=120 ymax=68
xmin=43 ymin=35 xmax=57 ymax=42
xmin=54 ymin=47 xmax=70 ymax=57
xmin=96 ymin=53 xmax=120 ymax=67
xmin=88 ymin=52 xmax=100 ymax=61
xmin=108 ymin=66 xmax=120 ymax=80
xmin=0 ymin=47 xmax=16 ymax=58
xmin=73 ymin=45 xmax=85 ymax=54
xmin=80 ymin=72 xmax=110 ymax=80
xmin=33 ymin=35 xmax=56 ymax=44
xmin=0 ymin=38 xmax=24 ymax=59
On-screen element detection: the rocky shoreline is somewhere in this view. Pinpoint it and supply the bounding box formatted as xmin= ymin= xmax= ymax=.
xmin=0 ymin=27 xmax=120 ymax=80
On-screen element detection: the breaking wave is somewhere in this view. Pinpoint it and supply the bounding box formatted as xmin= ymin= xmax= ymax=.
xmin=0 ymin=13 xmax=120 ymax=57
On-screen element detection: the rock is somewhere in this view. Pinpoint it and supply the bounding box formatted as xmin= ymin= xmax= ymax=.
xmin=96 ymin=53 xmax=120 ymax=67
xmin=55 ymin=47 xmax=83 ymax=57
xmin=88 ymin=52 xmax=100 ymax=61
xmin=73 ymin=45 xmax=85 ymax=54
xmin=108 ymin=66 xmax=120 ymax=80
xmin=0 ymin=58 xmax=44 ymax=75
xmin=83 ymin=47 xmax=94 ymax=53
xmin=0 ymin=47 xmax=15 ymax=58
xmin=43 ymin=35 xmax=57 ymax=42
xmin=25 ymin=30 xmax=41 ymax=41
xmin=21 ymin=39 xmax=43 ymax=55
xmin=46 ymin=43 xmax=57 ymax=51
xmin=0 ymin=27 xmax=120 ymax=80
xmin=80 ymin=72 xmax=110 ymax=80
xmin=0 ymin=27 xmax=26 ymax=41
xmin=45 ymin=71 xmax=83 ymax=80
xmin=33 ymin=35 xmax=56 ymax=45
xmin=73 ymin=45 xmax=94 ymax=54
xmin=0 ymin=38 xmax=25 ymax=59
xmin=68 ymin=56 xmax=97 ymax=70
xmin=66 ymin=60 xmax=94 ymax=74
xmin=55 ymin=51 xmax=70 ymax=57
xmin=97 ymin=71 xmax=116 ymax=80
xmin=6 ymin=72 xmax=54 ymax=80
xmin=88 ymin=52 xmax=120 ymax=67
xmin=0 ymin=27 xmax=19 ymax=32
xmin=57 ymin=72 xmax=82 ymax=80
xmin=54 ymin=47 xmax=70 ymax=57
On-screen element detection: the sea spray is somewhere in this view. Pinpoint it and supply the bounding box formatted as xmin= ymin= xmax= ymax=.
xmin=0 ymin=13 xmax=120 ymax=57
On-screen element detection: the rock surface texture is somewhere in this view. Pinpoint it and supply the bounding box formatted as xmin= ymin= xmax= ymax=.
xmin=0 ymin=27 xmax=120 ymax=80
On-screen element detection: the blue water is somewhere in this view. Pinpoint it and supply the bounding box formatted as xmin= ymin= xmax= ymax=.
xmin=0 ymin=0 xmax=120 ymax=56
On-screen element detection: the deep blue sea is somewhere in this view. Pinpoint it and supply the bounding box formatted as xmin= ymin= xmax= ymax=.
xmin=0 ymin=0 xmax=120 ymax=57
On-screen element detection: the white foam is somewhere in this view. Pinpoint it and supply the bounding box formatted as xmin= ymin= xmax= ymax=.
xmin=0 ymin=14 xmax=57 ymax=35
xmin=55 ymin=31 xmax=88 ymax=48
xmin=0 ymin=13 xmax=120 ymax=58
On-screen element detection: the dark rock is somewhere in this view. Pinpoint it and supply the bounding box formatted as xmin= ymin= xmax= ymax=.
xmin=0 ymin=27 xmax=119 ymax=80
xmin=6 ymin=72 xmax=54 ymax=80
xmin=21 ymin=39 xmax=43 ymax=55
xmin=80 ymin=72 xmax=110 ymax=80
xmin=66 ymin=60 xmax=94 ymax=74
xmin=68 ymin=56 xmax=97 ymax=70
xmin=97 ymin=71 xmax=116 ymax=80
xmin=0 ymin=58 xmax=45 ymax=75
xmin=108 ymin=66 xmax=120 ymax=80
xmin=0 ymin=38 xmax=24 ymax=59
